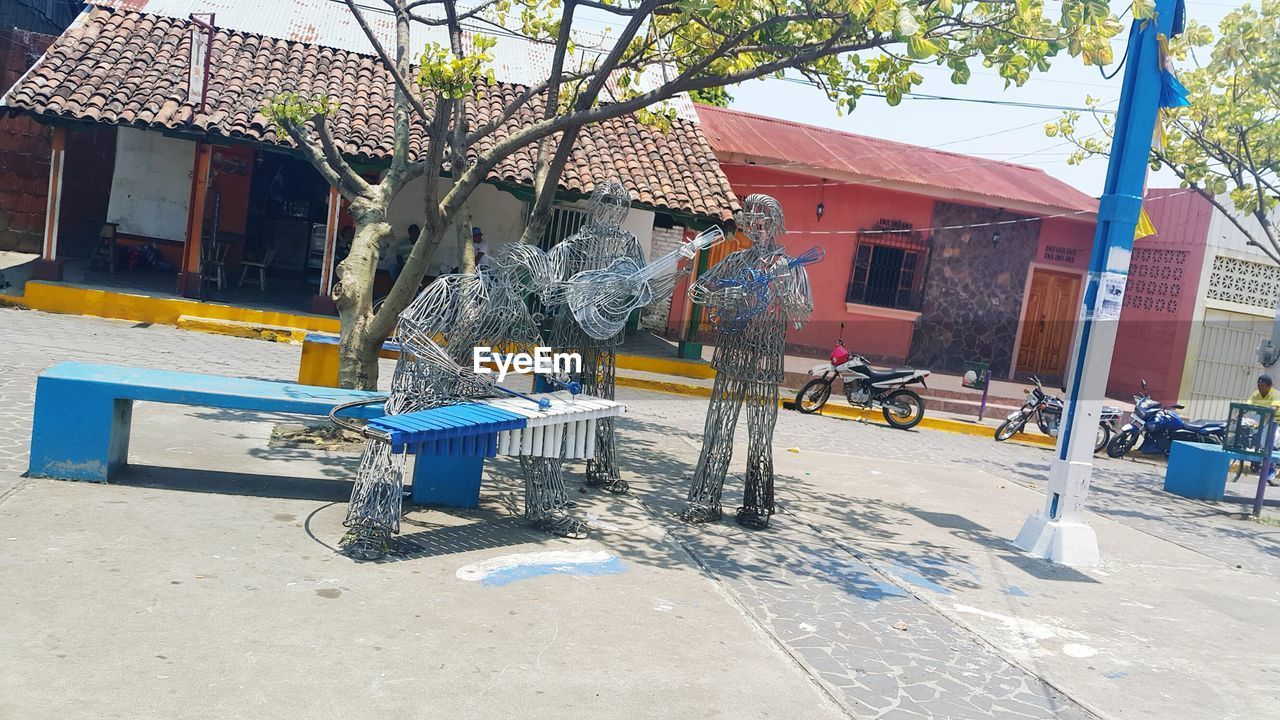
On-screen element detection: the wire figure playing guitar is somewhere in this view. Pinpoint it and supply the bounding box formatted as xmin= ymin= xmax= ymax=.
xmin=682 ymin=194 xmax=821 ymax=529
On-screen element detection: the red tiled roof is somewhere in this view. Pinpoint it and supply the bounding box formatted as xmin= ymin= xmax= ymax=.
xmin=696 ymin=104 xmax=1098 ymax=215
xmin=2 ymin=7 xmax=736 ymax=220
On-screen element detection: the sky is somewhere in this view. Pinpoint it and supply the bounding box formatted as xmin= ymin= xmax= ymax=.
xmin=721 ymin=0 xmax=1242 ymax=197
xmin=492 ymin=0 xmax=1240 ymax=197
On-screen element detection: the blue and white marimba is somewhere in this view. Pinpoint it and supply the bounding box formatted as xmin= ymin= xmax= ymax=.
xmin=365 ymin=391 xmax=626 ymax=507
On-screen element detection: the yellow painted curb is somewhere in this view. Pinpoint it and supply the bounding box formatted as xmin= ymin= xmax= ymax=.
xmin=20 ymin=281 xmax=341 ymax=333
xmin=176 ymin=315 xmax=310 ymax=343
xmin=616 ymin=353 xmax=714 ymax=380
xmin=16 ymin=281 xmax=713 ymax=378
xmin=0 ymin=293 xmax=26 ymax=308
xmin=617 ymin=374 xmax=1057 ymax=448
xmin=617 ymin=375 xmax=714 ymax=398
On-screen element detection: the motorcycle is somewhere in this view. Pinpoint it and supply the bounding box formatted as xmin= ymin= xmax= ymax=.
xmin=795 ymin=324 xmax=931 ymax=430
xmin=1106 ymin=379 xmax=1225 ymax=457
xmin=994 ymin=376 xmax=1121 ymax=453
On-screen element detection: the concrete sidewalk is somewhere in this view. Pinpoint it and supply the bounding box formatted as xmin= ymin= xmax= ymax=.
xmin=0 ymin=401 xmax=844 ymax=720
xmin=3 ymin=308 xmax=1278 ymax=719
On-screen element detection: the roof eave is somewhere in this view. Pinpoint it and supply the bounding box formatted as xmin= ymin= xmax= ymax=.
xmin=715 ymin=151 xmax=1098 ymax=221
xmin=6 ymin=108 xmax=728 ymax=225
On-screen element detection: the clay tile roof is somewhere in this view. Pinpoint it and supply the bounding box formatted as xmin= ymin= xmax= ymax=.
xmin=2 ymin=6 xmax=737 ymax=221
xmin=696 ymin=104 xmax=1098 ymax=216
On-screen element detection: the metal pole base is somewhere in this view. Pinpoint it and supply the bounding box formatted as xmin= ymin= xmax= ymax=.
xmin=1014 ymin=511 xmax=1100 ymax=567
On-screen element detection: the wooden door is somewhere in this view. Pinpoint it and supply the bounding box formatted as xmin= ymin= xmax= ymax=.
xmin=1017 ymin=269 xmax=1081 ymax=379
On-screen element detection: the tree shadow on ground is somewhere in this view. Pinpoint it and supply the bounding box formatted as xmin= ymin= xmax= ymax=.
xmin=113 ymin=463 xmax=354 ymax=502
xmin=605 ymin=415 xmax=1012 ymax=593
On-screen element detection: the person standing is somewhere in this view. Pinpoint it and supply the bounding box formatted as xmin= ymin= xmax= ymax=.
xmin=1247 ymin=374 xmax=1280 ymax=487
xmin=1249 ymin=374 xmax=1280 ymax=410
xmin=472 ymin=227 xmax=491 ymax=269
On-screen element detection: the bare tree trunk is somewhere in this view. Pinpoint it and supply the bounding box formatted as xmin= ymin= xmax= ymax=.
xmin=455 ymin=200 xmax=476 ymax=272
xmin=335 ymin=199 xmax=394 ymax=389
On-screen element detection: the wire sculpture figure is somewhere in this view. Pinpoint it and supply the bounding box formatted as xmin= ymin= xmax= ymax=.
xmin=541 ymin=178 xmax=689 ymax=495
xmin=340 ymin=242 xmax=583 ymax=560
xmin=547 ymin=225 xmax=727 ymax=340
xmin=681 ymin=194 xmax=819 ymax=530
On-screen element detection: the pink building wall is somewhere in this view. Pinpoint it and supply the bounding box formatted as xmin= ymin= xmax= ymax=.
xmin=1034 ymin=216 xmax=1095 ymax=274
xmin=717 ymin=164 xmax=936 ymax=360
xmin=1107 ymin=189 xmax=1212 ymax=402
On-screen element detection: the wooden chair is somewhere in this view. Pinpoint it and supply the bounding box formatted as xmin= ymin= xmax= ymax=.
xmin=88 ymin=223 xmax=119 ymax=274
xmin=239 ymin=244 xmax=277 ymax=290
xmin=201 ymin=241 xmax=231 ymax=291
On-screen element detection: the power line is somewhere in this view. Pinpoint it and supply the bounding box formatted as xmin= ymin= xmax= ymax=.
xmin=771 ymin=75 xmax=1118 ymax=114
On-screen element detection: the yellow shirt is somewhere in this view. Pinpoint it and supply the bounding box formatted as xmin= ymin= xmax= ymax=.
xmin=1248 ymin=388 xmax=1280 ymax=409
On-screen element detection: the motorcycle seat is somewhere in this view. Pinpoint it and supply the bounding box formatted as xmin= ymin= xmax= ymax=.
xmin=1184 ymin=420 xmax=1225 ymax=431
xmin=864 ymin=367 xmax=922 ymax=383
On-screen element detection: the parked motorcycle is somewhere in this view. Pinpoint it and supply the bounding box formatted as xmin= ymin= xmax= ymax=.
xmin=994 ymin=376 xmax=1121 ymax=453
xmin=796 ymin=324 xmax=931 ymax=430
xmin=1106 ymin=379 xmax=1226 ymax=457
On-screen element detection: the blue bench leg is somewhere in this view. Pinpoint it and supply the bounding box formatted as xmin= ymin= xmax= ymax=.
xmin=410 ymin=453 xmax=484 ymax=508
xmin=28 ymin=376 xmax=131 ymax=482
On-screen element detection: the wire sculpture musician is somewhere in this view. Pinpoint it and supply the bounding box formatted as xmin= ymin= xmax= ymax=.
xmin=681 ymin=194 xmax=820 ymax=529
xmin=340 ymin=243 xmax=579 ymax=559
xmin=542 ymin=179 xmax=691 ymax=494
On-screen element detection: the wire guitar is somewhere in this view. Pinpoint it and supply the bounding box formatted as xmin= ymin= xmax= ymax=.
xmin=702 ymin=246 xmax=826 ymax=331
xmin=555 ymin=226 xmax=727 ymax=340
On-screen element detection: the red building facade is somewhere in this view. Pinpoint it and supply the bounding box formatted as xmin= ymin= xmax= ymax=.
xmin=676 ymin=106 xmax=1100 ymax=380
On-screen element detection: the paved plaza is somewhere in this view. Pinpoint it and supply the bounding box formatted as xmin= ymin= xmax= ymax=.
xmin=1 ymin=307 xmax=1278 ymax=719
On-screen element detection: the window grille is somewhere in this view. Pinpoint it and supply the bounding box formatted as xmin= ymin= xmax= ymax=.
xmin=1125 ymin=247 xmax=1186 ymax=314
xmin=1206 ymin=255 xmax=1280 ymax=311
xmin=845 ymin=220 xmax=929 ymax=311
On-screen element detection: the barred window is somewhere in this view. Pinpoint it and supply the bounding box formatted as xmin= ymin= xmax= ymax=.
xmin=846 ymin=220 xmax=929 ymax=311
xmin=537 ymin=205 xmax=589 ymax=251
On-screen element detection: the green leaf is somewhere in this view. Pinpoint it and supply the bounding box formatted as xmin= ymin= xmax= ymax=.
xmin=907 ymin=35 xmax=938 ymax=59
xmin=896 ymin=6 xmax=919 ymax=37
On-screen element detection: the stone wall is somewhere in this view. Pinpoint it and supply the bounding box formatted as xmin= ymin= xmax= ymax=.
xmin=0 ymin=30 xmax=55 ymax=253
xmin=640 ymin=224 xmax=685 ymax=332
xmin=907 ymin=202 xmax=1039 ymax=376
xmin=0 ymin=29 xmax=118 ymax=257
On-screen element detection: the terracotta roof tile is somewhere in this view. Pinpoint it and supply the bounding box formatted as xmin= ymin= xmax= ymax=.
xmin=4 ymin=7 xmax=736 ymax=220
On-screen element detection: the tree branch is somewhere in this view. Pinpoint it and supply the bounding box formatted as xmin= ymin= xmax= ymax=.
xmin=343 ymin=0 xmax=434 ymax=127
xmin=1174 ymin=168 xmax=1280 ymax=264
xmin=407 ymin=0 xmax=502 ymax=23
xmin=315 ymin=114 xmax=374 ymax=196
xmin=447 ymin=34 xmax=886 ymax=217
xmin=524 ymin=0 xmax=581 ymax=245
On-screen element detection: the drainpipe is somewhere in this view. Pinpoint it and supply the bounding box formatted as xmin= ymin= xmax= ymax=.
xmin=188 ymin=13 xmax=216 ymax=115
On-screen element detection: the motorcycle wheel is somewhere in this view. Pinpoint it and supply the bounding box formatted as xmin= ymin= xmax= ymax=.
xmin=995 ymin=414 xmax=1025 ymax=442
xmin=1094 ymin=423 xmax=1112 ymax=454
xmin=796 ymin=379 xmax=832 ymax=414
xmin=881 ymin=389 xmax=925 ymax=430
xmin=1106 ymin=429 xmax=1140 ymax=458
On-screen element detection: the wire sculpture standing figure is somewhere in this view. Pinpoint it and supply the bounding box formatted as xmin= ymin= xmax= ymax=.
xmin=340 ymin=243 xmax=578 ymax=559
xmin=543 ymin=179 xmax=688 ymax=494
xmin=681 ymin=194 xmax=816 ymax=529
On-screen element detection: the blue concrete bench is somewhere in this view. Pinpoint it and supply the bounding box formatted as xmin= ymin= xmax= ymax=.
xmin=28 ymin=361 xmax=387 ymax=483
xmin=1164 ymin=440 xmax=1278 ymax=501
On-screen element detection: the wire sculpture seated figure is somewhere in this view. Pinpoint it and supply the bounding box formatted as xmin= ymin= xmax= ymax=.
xmin=340 ymin=243 xmax=583 ymax=560
xmin=542 ymin=179 xmax=688 ymax=495
xmin=681 ymin=194 xmax=817 ymax=530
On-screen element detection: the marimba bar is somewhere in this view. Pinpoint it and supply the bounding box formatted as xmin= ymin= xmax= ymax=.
xmin=364 ymin=391 xmax=627 ymax=508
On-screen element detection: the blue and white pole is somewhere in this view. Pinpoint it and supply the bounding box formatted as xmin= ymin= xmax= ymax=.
xmin=1015 ymin=0 xmax=1183 ymax=566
